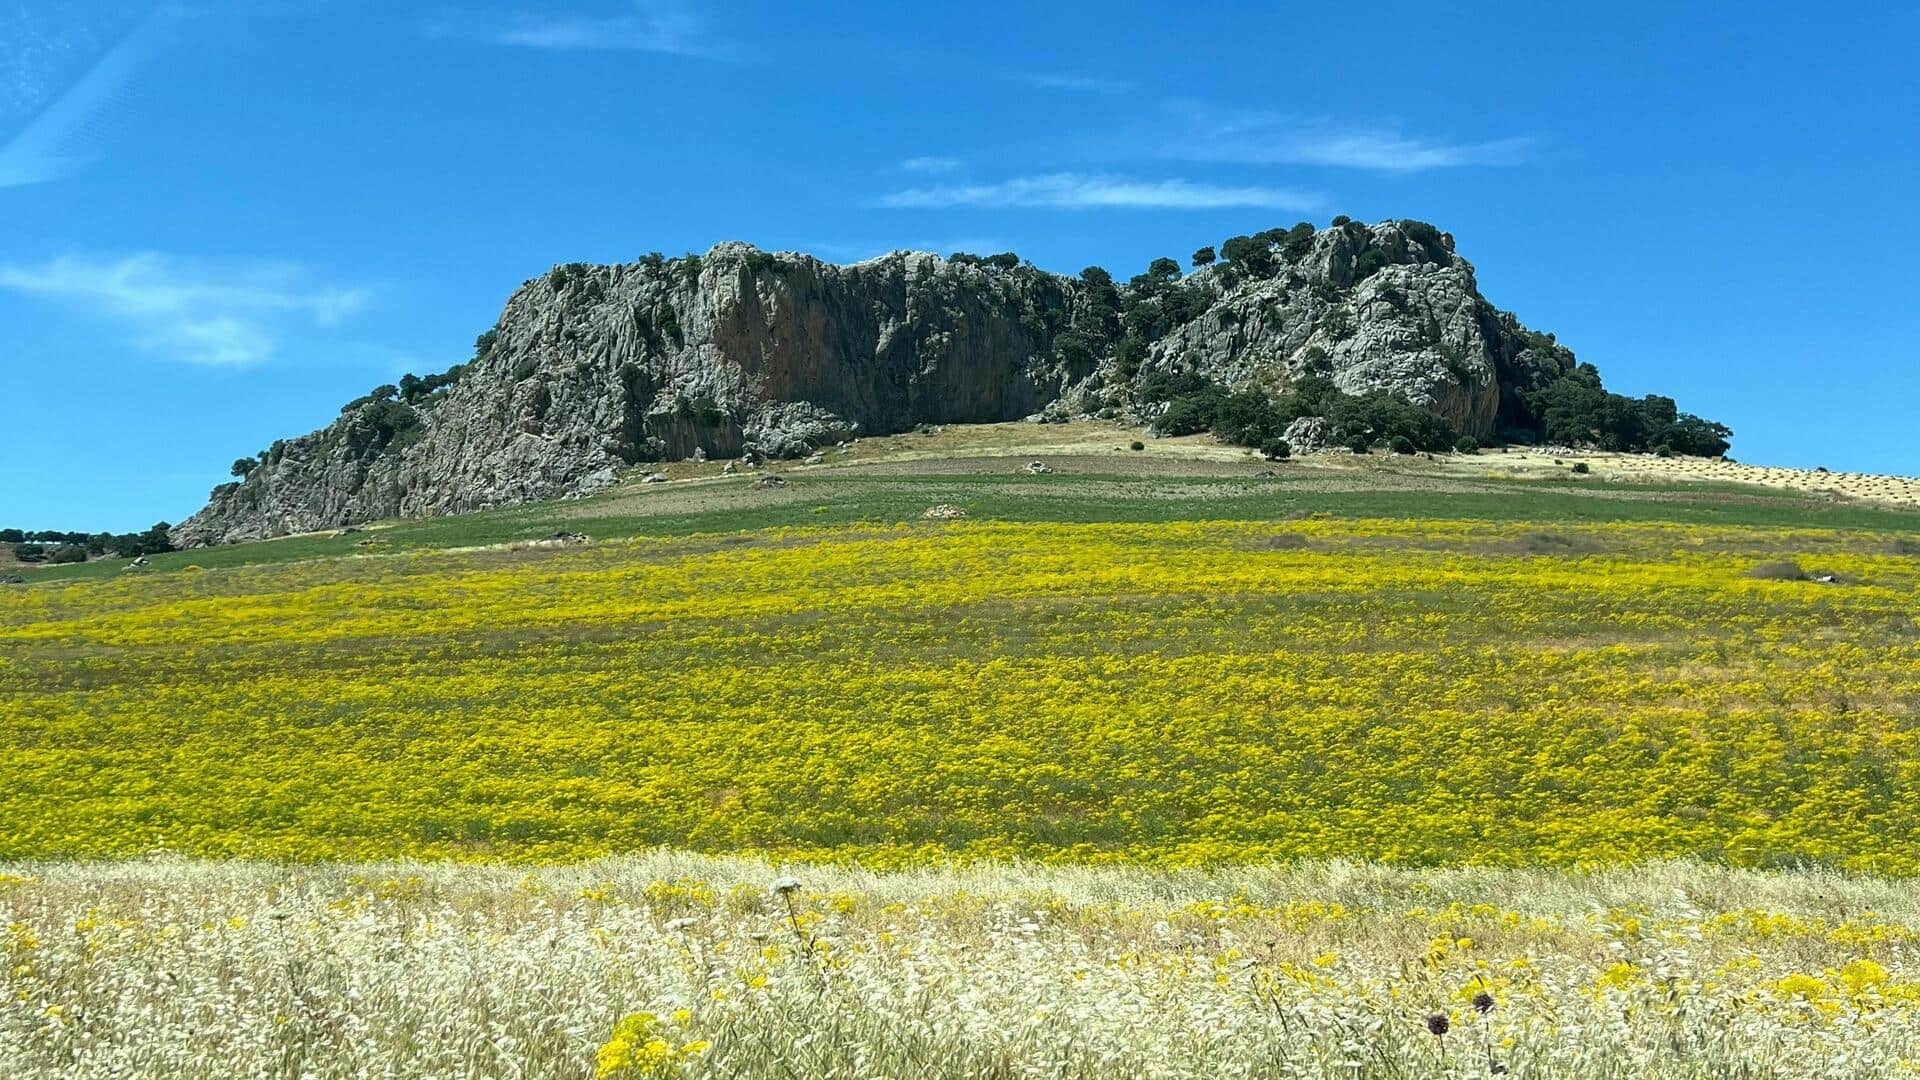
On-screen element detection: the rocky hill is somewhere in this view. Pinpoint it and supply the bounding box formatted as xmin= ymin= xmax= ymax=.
xmin=174 ymin=220 xmax=1624 ymax=545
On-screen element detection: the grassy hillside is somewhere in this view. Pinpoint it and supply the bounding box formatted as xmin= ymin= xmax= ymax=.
xmin=8 ymin=425 xmax=1920 ymax=1076
xmin=6 ymin=427 xmax=1920 ymax=869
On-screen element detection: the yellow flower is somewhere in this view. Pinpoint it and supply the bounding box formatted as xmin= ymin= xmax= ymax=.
xmin=1836 ymin=959 xmax=1889 ymax=995
xmin=1594 ymin=962 xmax=1637 ymax=991
xmin=1774 ymin=973 xmax=1828 ymax=1000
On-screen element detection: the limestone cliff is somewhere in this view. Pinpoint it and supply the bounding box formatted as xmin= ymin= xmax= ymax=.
xmin=175 ymin=222 xmax=1577 ymax=545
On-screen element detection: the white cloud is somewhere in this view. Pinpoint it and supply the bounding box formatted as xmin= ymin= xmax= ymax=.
xmin=1275 ymin=131 xmax=1535 ymax=171
xmin=1016 ymin=73 xmax=1131 ymax=94
xmin=428 ymin=2 xmax=727 ymax=57
xmin=1159 ymin=105 xmax=1536 ymax=172
xmin=0 ymin=253 xmax=369 ymax=367
xmin=914 ymin=237 xmax=1016 ymax=257
xmin=899 ymin=155 xmax=960 ymax=174
xmin=876 ymin=172 xmax=1320 ymax=212
xmin=0 ymin=13 xmax=167 ymax=188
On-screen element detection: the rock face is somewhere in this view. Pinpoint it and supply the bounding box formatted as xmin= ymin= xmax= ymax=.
xmin=1130 ymin=221 xmax=1569 ymax=437
xmin=175 ymin=222 xmax=1577 ymax=545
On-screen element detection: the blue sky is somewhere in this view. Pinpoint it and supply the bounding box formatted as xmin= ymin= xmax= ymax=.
xmin=3 ymin=1 xmax=1917 ymax=530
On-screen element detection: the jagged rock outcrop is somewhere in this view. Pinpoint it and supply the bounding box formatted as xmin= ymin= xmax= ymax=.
xmin=175 ymin=222 xmax=1578 ymax=545
xmin=1118 ymin=220 xmax=1569 ymax=437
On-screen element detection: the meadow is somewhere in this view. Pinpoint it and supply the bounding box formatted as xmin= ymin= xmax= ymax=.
xmin=8 ymin=854 xmax=1920 ymax=1078
xmin=7 ymin=443 xmax=1920 ymax=1075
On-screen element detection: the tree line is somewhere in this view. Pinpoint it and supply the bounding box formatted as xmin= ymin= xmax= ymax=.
xmin=5 ymin=522 xmax=175 ymax=565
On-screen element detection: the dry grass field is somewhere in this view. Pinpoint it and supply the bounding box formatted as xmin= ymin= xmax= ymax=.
xmin=9 ymin=855 xmax=1920 ymax=1078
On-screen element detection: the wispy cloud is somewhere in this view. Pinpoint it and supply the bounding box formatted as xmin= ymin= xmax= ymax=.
xmin=0 ymin=12 xmax=169 ymax=188
xmin=876 ymin=172 xmax=1320 ymax=212
xmin=0 ymin=253 xmax=369 ymax=367
xmin=915 ymin=236 xmax=1017 ymax=257
xmin=898 ymin=155 xmax=959 ymax=174
xmin=1159 ymin=105 xmax=1536 ymax=173
xmin=1014 ymin=72 xmax=1131 ymax=94
xmin=427 ymin=2 xmax=730 ymax=58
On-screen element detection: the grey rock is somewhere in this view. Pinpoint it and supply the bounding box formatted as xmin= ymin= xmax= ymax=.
xmin=175 ymin=225 xmax=1579 ymax=546
xmin=1281 ymin=417 xmax=1334 ymax=452
xmin=1126 ymin=222 xmax=1569 ymax=439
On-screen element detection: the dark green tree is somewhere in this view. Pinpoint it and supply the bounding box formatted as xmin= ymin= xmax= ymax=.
xmin=1219 ymin=235 xmax=1273 ymax=277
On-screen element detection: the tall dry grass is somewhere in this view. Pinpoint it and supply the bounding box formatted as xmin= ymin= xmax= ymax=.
xmin=5 ymin=853 xmax=1919 ymax=1077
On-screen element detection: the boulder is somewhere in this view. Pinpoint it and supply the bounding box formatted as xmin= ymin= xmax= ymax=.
xmin=1281 ymin=417 xmax=1334 ymax=453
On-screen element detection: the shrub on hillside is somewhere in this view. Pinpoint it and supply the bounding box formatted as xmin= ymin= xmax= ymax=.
xmin=1519 ymin=364 xmax=1731 ymax=456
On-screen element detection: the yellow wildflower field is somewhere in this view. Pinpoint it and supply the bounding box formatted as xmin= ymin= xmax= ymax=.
xmin=4 ymin=518 xmax=1918 ymax=869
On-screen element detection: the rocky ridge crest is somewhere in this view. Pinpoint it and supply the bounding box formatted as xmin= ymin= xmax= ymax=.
xmin=175 ymin=221 xmax=1576 ymax=545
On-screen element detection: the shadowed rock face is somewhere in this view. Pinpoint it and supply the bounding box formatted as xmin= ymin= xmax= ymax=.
xmin=174 ymin=223 xmax=1575 ymax=546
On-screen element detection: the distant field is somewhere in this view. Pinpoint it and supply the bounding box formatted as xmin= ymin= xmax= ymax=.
xmin=7 ymin=509 xmax=1920 ymax=868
